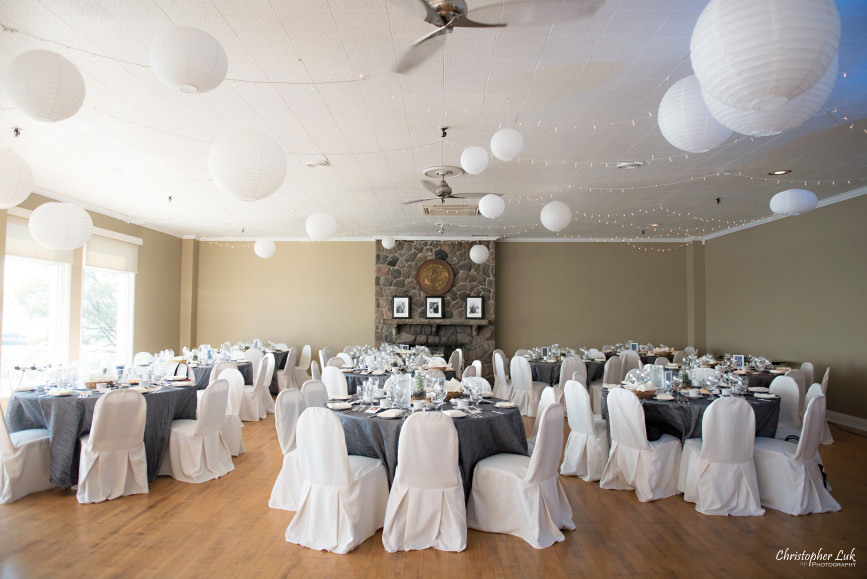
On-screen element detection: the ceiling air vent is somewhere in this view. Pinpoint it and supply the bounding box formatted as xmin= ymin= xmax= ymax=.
xmin=615 ymin=160 xmax=644 ymax=169
xmin=422 ymin=204 xmax=479 ymax=217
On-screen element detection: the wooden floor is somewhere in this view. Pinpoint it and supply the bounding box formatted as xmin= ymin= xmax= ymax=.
xmin=1 ymin=413 xmax=865 ymax=578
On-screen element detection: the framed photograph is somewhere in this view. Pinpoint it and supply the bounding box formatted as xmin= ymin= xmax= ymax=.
xmin=425 ymin=296 xmax=443 ymax=319
xmin=466 ymin=296 xmax=483 ymax=319
xmin=392 ymin=296 xmax=409 ymax=319
xmin=732 ymin=354 xmax=745 ymax=369
xmin=629 ymin=342 xmax=638 ymax=351
xmin=541 ymin=347 xmax=549 ymax=358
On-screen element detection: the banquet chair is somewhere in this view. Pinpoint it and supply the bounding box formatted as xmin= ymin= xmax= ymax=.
xmin=785 ymin=369 xmax=808 ymax=416
xmin=0 ymin=412 xmax=52 ymax=504
xmin=527 ymin=387 xmax=558 ymax=454
xmin=754 ymin=394 xmax=840 ymax=516
xmin=382 ymin=412 xmax=466 ymax=552
xmin=319 ymin=347 xmax=334 ymax=371
xmin=805 ymin=383 xmax=834 ymax=447
xmin=467 ymin=403 xmax=574 ymax=549
xmin=170 ymin=362 xmax=195 ymax=381
xmin=343 ymin=346 xmax=354 ymax=353
xmin=587 ymin=348 xmax=605 ymax=360
xmin=326 ymin=357 xmax=345 ymax=368
xmin=245 ymin=348 xmax=265 ymax=383
xmin=294 ymin=344 xmax=312 ymax=386
xmin=238 ymin=363 xmax=265 ymax=422
xmin=560 ymin=380 xmax=608 ymax=482
xmin=770 ymin=376 xmax=801 ymax=440
xmin=677 ymin=397 xmax=763 ymax=516
xmin=133 ymin=351 xmax=155 ymax=366
xmin=683 ymin=346 xmax=697 ymax=357
xmin=654 ymin=357 xmax=670 ymax=365
xmin=76 ymin=389 xmax=148 ymax=503
xmin=220 ymin=369 xmax=246 ymax=456
xmin=260 ymin=352 xmax=277 ymax=414
xmin=209 ymin=360 xmax=237 ymax=384
xmin=321 ymin=366 xmax=349 ymax=399
xmin=461 ymin=364 xmax=477 ymax=378
xmin=600 ymin=388 xmax=682 ymax=502
xmin=558 ymin=357 xmax=585 ymax=404
xmin=337 ymin=352 xmax=353 ymax=366
xmin=514 ymin=349 xmax=531 ymax=357
xmin=276 ymin=347 xmax=299 ymax=391
xmin=493 ymin=349 xmax=509 ymax=378
xmin=470 ymin=360 xmax=482 ymax=377
xmin=800 ymin=362 xmax=814 ymax=392
xmin=160 ymin=379 xmax=234 ymax=484
xmin=269 ymin=389 xmax=307 ymax=511
xmin=274 ymin=343 xmax=288 ymax=350
xmin=672 ymin=351 xmax=686 ymax=364
xmin=509 ymin=356 xmax=546 ymax=417
xmin=595 ymin=356 xmax=622 ymax=415
xmin=602 ymin=345 xmax=613 ymax=353
xmin=618 ymin=350 xmax=642 ymax=382
xmin=493 ymin=351 xmax=513 ymax=400
xmin=818 ymin=368 xmax=833 ymax=444
xmin=301 ymin=380 xmax=329 ymax=408
xmin=310 ymin=361 xmax=321 ymax=381
xmin=449 ymin=349 xmax=463 ymax=379
xmin=427 ymin=356 xmax=447 ymax=366
xmin=285 ymin=408 xmax=389 ymax=554
xmin=462 ymin=376 xmax=492 ymax=394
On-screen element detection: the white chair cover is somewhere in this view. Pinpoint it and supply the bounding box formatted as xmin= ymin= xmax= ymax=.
xmin=236 ymin=367 xmax=261 ymax=422
xmin=326 ymin=357 xmax=345 ymax=368
xmin=276 ymin=347 xmax=299 ymax=391
xmin=676 ymin=397 xmax=764 ymax=516
xmin=342 ymin=346 xmax=354 ymax=353
xmin=0 ymin=414 xmax=52 ymax=504
xmin=77 ymin=389 xmax=148 ymax=503
xmin=221 ymin=368 xmax=246 ymax=456
xmin=310 ymin=360 xmax=321 ymax=381
xmin=160 ymin=379 xmax=234 ymax=483
xmin=301 ymin=380 xmax=329 ymax=408
xmin=493 ymin=351 xmax=513 ymax=400
xmin=241 ymin=358 xmax=268 ymax=421
xmin=382 ymin=413 xmax=466 ymax=552
xmin=427 ymin=356 xmax=447 ymax=366
xmin=321 ymin=366 xmax=349 ymax=398
xmin=654 ymin=357 xmax=670 ymax=365
xmin=672 ymin=350 xmax=685 ymax=364
xmin=560 ymin=381 xmax=608 ymax=482
xmin=461 ymin=365 xmax=477 ymax=378
xmin=260 ymin=352 xmax=276 ymax=414
xmin=618 ymin=350 xmax=642 ymax=382
xmin=587 ymin=348 xmax=604 ymax=359
xmin=806 ymin=383 xmax=834 ymax=445
xmin=800 ymin=362 xmax=814 ymax=391
xmin=558 ymin=357 xmax=585 ymax=402
xmin=449 ymin=349 xmax=463 ymax=379
xmin=269 ymin=390 xmax=307 ymax=511
xmin=467 ymin=403 xmax=574 ymax=549
xmin=596 ymin=356 xmax=622 ymax=415
xmin=683 ymin=346 xmax=696 ymax=356
xmin=274 ymin=343 xmax=288 ymax=350
xmin=462 ymin=376 xmax=492 ymax=394
xmin=493 ymin=349 xmax=509 ymax=378
xmin=245 ymin=348 xmax=264 ymax=383
xmin=471 ymin=360 xmax=482 ymax=377
xmin=600 ymin=388 xmax=682 ymax=502
xmin=786 ymin=368 xmax=808 ymax=416
xmin=294 ymin=345 xmax=312 ymax=386
xmin=754 ymin=395 xmax=841 ymax=515
xmin=209 ymin=360 xmax=237 ymax=384
xmin=770 ymin=376 xmax=801 ymax=439
xmin=509 ymin=356 xmax=545 ymax=417
xmin=319 ymin=347 xmax=334 ymax=372
xmin=514 ymin=349 xmax=531 ymax=357
xmin=133 ymin=351 xmax=155 ymax=366
xmin=336 ymin=352 xmax=353 ymax=366
xmin=528 ymin=386 xmax=557 ymax=452
xmin=285 ymin=408 xmax=389 ymax=554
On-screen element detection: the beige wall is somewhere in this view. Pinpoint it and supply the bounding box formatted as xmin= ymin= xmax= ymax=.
xmin=704 ymin=195 xmax=867 ymax=419
xmin=195 ymin=241 xmax=375 ymax=356
xmin=495 ymin=242 xmax=689 ymax=356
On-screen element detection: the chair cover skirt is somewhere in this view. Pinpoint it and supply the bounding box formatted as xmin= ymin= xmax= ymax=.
xmin=560 ymin=425 xmax=608 ymax=482
xmin=678 ymin=439 xmax=764 ymax=516
xmin=1 ymin=428 xmax=53 ymax=504
xmin=77 ymin=436 xmax=148 ymax=503
xmin=754 ymin=437 xmax=841 ymax=515
xmin=269 ymin=450 xmax=304 ymax=511
xmin=600 ymin=435 xmax=681 ymax=502
xmin=159 ymin=420 xmax=235 ymax=483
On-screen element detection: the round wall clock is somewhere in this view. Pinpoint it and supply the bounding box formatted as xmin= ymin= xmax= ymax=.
xmin=415 ymin=258 xmax=453 ymax=296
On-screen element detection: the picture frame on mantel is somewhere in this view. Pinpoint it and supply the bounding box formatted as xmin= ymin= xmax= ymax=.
xmin=466 ymin=296 xmax=483 ymax=319
xmin=392 ymin=296 xmax=410 ymax=319
xmin=425 ymin=296 xmax=443 ymax=319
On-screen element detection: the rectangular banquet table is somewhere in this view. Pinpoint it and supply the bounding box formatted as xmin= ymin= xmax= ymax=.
xmin=6 ymin=386 xmax=197 ymax=487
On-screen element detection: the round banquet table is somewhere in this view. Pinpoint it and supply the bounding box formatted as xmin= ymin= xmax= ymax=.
xmin=342 ymin=369 xmax=457 ymax=395
xmin=335 ymin=399 xmax=527 ymax=501
xmin=192 ymin=361 xmax=253 ymax=389
xmin=528 ymin=358 xmax=605 ymax=387
xmin=6 ymin=385 xmax=197 ymax=487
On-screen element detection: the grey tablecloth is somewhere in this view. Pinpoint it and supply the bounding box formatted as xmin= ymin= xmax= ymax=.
xmin=6 ymin=386 xmax=197 ymax=487
xmin=343 ymin=369 xmax=457 ymax=395
xmin=192 ymin=361 xmax=254 ymax=389
xmin=529 ymin=359 xmax=604 ymax=387
xmin=337 ymin=401 xmax=528 ymax=501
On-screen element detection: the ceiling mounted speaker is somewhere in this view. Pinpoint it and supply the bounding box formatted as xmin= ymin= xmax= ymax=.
xmin=460 ymin=146 xmax=489 ymax=174
xmin=770 ymin=189 xmax=818 ymax=216
xmin=469 ymin=244 xmax=489 ymax=264
xmin=691 ymin=0 xmax=840 ymax=111
xmin=4 ymin=50 xmax=85 ymax=122
xmin=306 ymin=212 xmax=337 ymax=241
xmin=149 ymin=27 xmax=228 ymax=93
xmin=254 ymin=239 xmax=276 ymax=259
xmin=478 ymin=194 xmax=505 ymax=219
xmin=28 ymin=202 xmax=93 ymax=250
xmin=381 ymin=235 xmax=395 ymax=249
xmin=540 ymin=200 xmax=572 ymax=232
xmin=208 ymin=130 xmax=287 ymax=202
xmin=658 ymin=75 xmax=732 ymax=153
xmin=0 ymin=149 xmax=33 ymax=209
xmin=490 ymin=128 xmax=524 ymax=161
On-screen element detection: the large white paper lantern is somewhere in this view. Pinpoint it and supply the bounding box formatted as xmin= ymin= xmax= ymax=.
xmin=4 ymin=50 xmax=85 ymax=122
xmin=306 ymin=212 xmax=337 ymax=241
xmin=770 ymin=189 xmax=817 ymax=216
xmin=478 ymin=194 xmax=505 ymax=219
xmin=691 ymin=0 xmax=840 ymax=111
xmin=540 ymin=200 xmax=572 ymax=232
xmin=703 ymin=57 xmax=838 ymax=137
xmin=149 ymin=27 xmax=228 ymax=93
xmin=460 ymin=146 xmax=489 ymax=174
xmin=658 ymin=76 xmax=732 ymax=153
xmin=0 ymin=149 xmax=33 ymax=209
xmin=469 ymin=244 xmax=490 ymax=264
xmin=209 ymin=130 xmax=287 ymax=201
xmin=254 ymin=239 xmax=276 ymax=259
xmin=381 ymin=235 xmax=395 ymax=249
xmin=490 ymin=128 xmax=524 ymax=161
xmin=28 ymin=202 xmax=92 ymax=250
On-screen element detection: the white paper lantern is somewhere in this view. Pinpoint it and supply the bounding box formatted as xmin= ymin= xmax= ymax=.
xmin=540 ymin=200 xmax=572 ymax=232
xmin=149 ymin=27 xmax=228 ymax=93
xmin=469 ymin=244 xmax=490 ymax=264
xmin=306 ymin=212 xmax=337 ymax=241
xmin=209 ymin=130 xmax=287 ymax=202
xmin=490 ymin=128 xmax=524 ymax=161
xmin=691 ymin=0 xmax=840 ymax=111
xmin=4 ymin=50 xmax=85 ymax=122
xmin=658 ymin=76 xmax=732 ymax=153
xmin=703 ymin=57 xmax=838 ymax=137
xmin=770 ymin=189 xmax=818 ymax=216
xmin=478 ymin=194 xmax=505 ymax=219
xmin=254 ymin=239 xmax=276 ymax=259
xmin=460 ymin=146 xmax=489 ymax=174
xmin=28 ymin=202 xmax=92 ymax=250
xmin=381 ymin=235 xmax=395 ymax=249
xmin=0 ymin=149 xmax=33 ymax=209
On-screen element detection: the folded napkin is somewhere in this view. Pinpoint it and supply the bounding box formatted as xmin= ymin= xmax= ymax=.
xmin=655 ymin=393 xmax=674 ymax=401
xmin=378 ymin=408 xmax=404 ymax=419
xmin=442 ymin=409 xmax=467 ymax=418
xmin=603 ymin=383 xmax=621 ymax=389
xmin=628 ymin=382 xmax=656 ymax=393
xmin=329 ymin=394 xmax=351 ymax=400
xmin=754 ymin=393 xmax=778 ymax=399
xmin=13 ymin=385 xmax=36 ymax=392
xmin=327 ymin=402 xmax=352 ymax=410
xmin=446 ymin=378 xmax=462 ymax=392
xmin=129 ymin=386 xmax=149 ymax=394
xmin=748 ymin=386 xmax=770 ymax=393
xmin=372 ymin=370 xmax=385 ymax=375
xmin=47 ymin=389 xmax=74 ymax=397
xmin=495 ymin=401 xmax=516 ymax=408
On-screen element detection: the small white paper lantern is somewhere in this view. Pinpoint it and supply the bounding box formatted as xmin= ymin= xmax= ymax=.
xmin=28 ymin=202 xmax=92 ymax=250
xmin=540 ymin=200 xmax=572 ymax=232
xmin=149 ymin=27 xmax=228 ymax=93
xmin=209 ymin=130 xmax=287 ymax=202
xmin=381 ymin=235 xmax=396 ymax=249
xmin=254 ymin=239 xmax=276 ymax=259
xmin=4 ymin=50 xmax=85 ymax=122
xmin=770 ymin=189 xmax=818 ymax=216
xmin=460 ymin=146 xmax=489 ymax=174
xmin=658 ymin=76 xmax=732 ymax=153
xmin=469 ymin=244 xmax=490 ymax=264
xmin=691 ymin=0 xmax=840 ymax=111
xmin=703 ymin=57 xmax=838 ymax=137
xmin=478 ymin=194 xmax=505 ymax=219
xmin=490 ymin=128 xmax=524 ymax=161
xmin=306 ymin=212 xmax=337 ymax=241
xmin=0 ymin=149 xmax=33 ymax=209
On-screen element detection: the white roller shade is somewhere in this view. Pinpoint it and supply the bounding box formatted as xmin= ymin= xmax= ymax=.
xmin=5 ymin=214 xmax=74 ymax=263
xmin=85 ymin=234 xmax=138 ymax=273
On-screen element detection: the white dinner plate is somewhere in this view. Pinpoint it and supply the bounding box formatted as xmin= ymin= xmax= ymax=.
xmin=378 ymin=409 xmax=404 ymax=419
xmin=329 ymin=394 xmax=351 ymax=400
xmin=327 ymin=402 xmax=352 ymax=410
xmin=442 ymin=409 xmax=467 ymax=418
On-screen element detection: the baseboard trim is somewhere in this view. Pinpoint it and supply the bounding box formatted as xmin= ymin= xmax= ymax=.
xmin=826 ymin=410 xmax=867 ymax=433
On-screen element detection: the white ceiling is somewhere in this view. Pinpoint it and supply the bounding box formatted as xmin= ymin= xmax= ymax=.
xmin=0 ymin=0 xmax=866 ymax=241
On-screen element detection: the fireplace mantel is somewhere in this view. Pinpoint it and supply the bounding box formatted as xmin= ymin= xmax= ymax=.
xmin=381 ymin=319 xmax=490 ymax=336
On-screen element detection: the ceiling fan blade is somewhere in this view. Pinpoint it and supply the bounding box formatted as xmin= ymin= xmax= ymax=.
xmin=449 ymin=192 xmax=495 ymax=199
xmin=394 ymin=29 xmax=448 ymax=74
xmin=451 ymin=15 xmax=508 ymax=29
xmin=387 ymin=0 xmax=445 ymax=27
xmin=420 ymin=180 xmax=438 ymax=193
xmin=469 ymin=0 xmax=603 ymax=27
xmin=402 ymin=197 xmax=435 ymax=205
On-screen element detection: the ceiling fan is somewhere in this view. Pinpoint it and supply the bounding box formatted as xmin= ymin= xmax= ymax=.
xmin=403 ymin=166 xmax=499 ymax=205
xmin=389 ymin=0 xmax=603 ymax=73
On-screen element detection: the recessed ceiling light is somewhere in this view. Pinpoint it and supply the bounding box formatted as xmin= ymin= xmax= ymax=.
xmin=768 ymin=169 xmax=791 ymax=175
xmin=104 ymin=167 xmax=122 ymax=173
xmin=615 ymin=161 xmax=644 ymax=170
xmin=648 ymin=223 xmax=660 ymax=227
